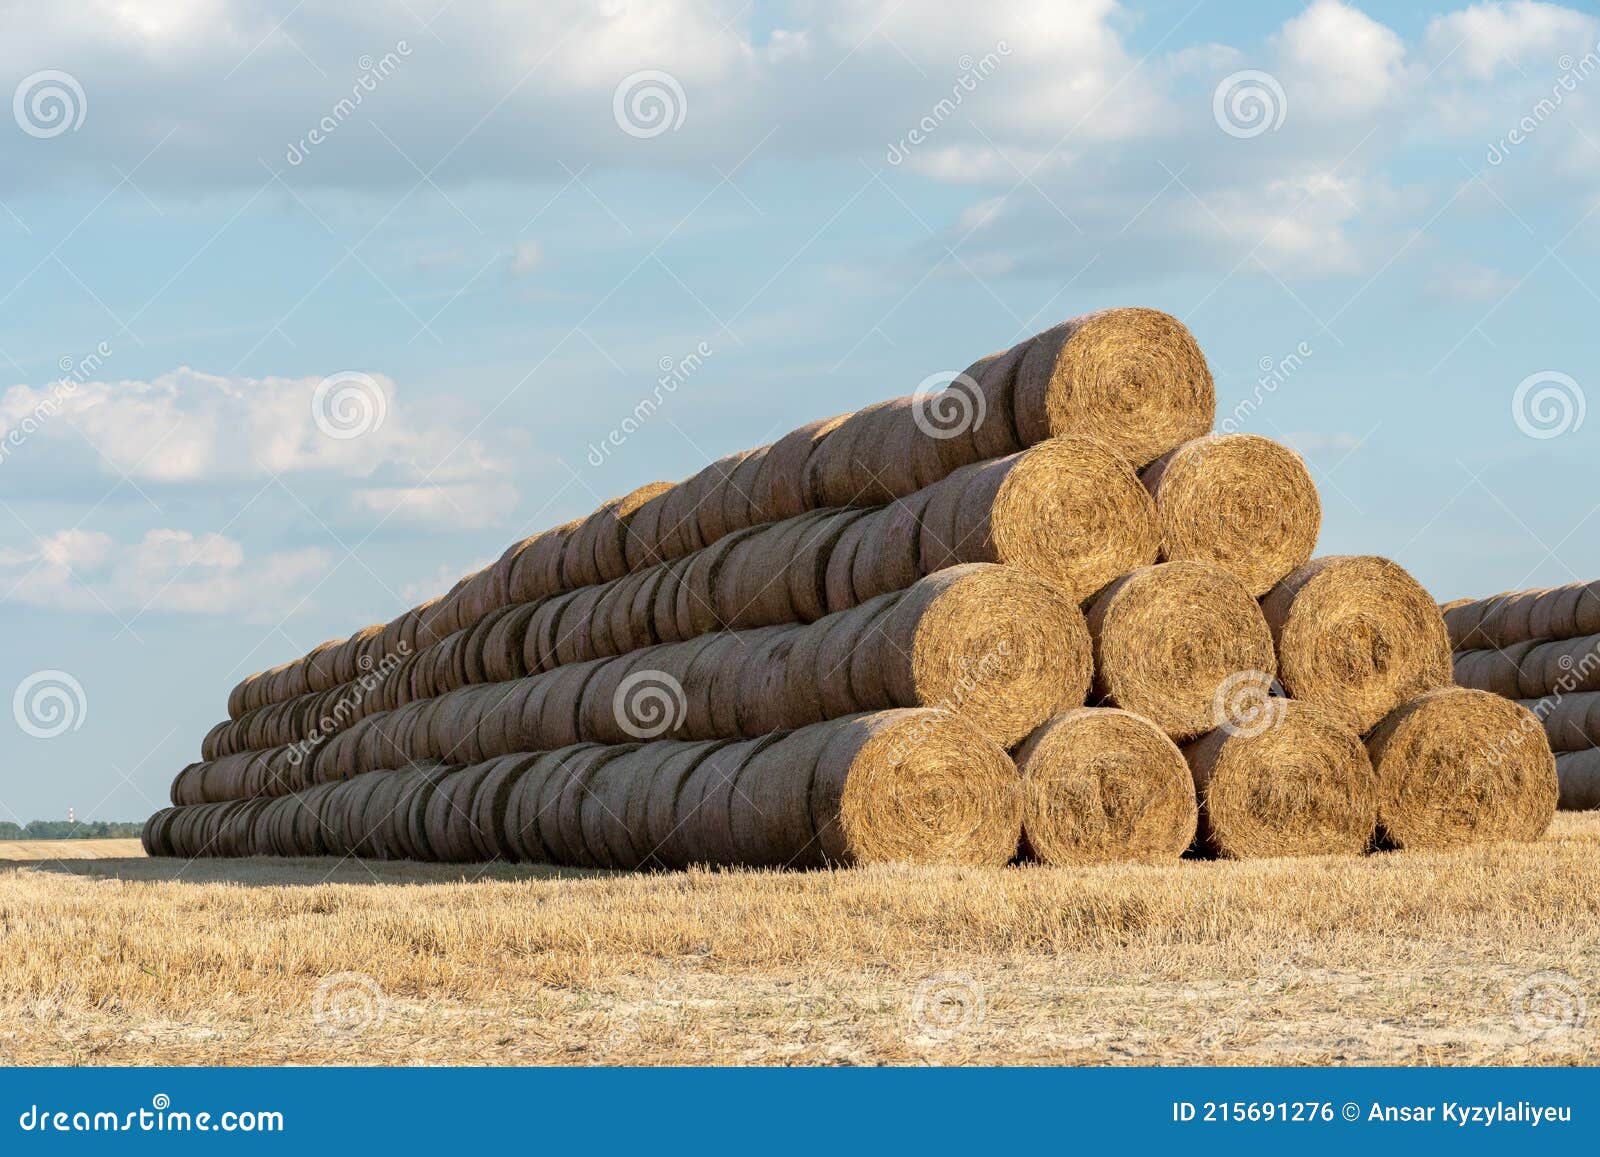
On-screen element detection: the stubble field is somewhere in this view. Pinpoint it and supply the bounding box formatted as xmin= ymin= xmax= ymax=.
xmin=2 ymin=819 xmax=1596 ymax=1065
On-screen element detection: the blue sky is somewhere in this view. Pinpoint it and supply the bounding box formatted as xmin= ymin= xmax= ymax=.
xmin=1 ymin=0 xmax=1598 ymax=821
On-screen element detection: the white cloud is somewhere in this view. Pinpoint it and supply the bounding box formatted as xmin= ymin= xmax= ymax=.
xmin=1424 ymin=1 xmax=1598 ymax=80
xmin=1276 ymin=0 xmax=1408 ymax=119
xmin=0 ymin=367 xmax=518 ymax=531
xmin=0 ymin=528 xmax=328 ymax=617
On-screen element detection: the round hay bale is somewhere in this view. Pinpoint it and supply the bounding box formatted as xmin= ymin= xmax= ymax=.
xmin=811 ymin=709 xmax=1021 ymax=866
xmin=678 ymin=525 xmax=762 ymax=638
xmin=1452 ymin=640 xmax=1539 ymax=700
xmin=660 ymin=740 xmax=755 ymax=869
xmin=1087 ymin=561 xmax=1276 ymax=740
xmin=721 ymin=448 xmax=769 ymax=538
xmin=1263 ymin=556 xmax=1452 ymax=734
xmin=846 ymin=563 xmax=1091 ymax=746
xmin=604 ymin=569 xmax=657 ymax=656
xmin=1366 ymin=687 xmax=1558 ymax=848
xmin=636 ymin=739 xmax=731 ymax=869
xmin=1141 ymin=433 xmax=1320 ymax=596
xmin=851 ymin=493 xmax=934 ymax=607
xmin=727 ymin=721 xmax=839 ymax=868
xmin=681 ymin=736 xmax=775 ymax=867
xmin=808 ymin=597 xmax=896 ymax=722
xmin=577 ymin=745 xmax=656 ymax=869
xmin=825 ymin=506 xmax=882 ymax=612
xmin=500 ymin=751 xmax=567 ymax=863
xmin=693 ymin=452 xmax=755 ymax=548
xmin=1555 ymin=749 xmax=1600 ymax=810
xmin=141 ymin=808 xmax=176 ymax=857
xmin=1184 ymin=698 xmax=1376 ymax=858
xmin=507 ymin=520 xmax=579 ymax=606
xmin=468 ymin=753 xmax=539 ymax=860
xmin=751 ymin=414 xmax=848 ymax=522
xmin=728 ymin=626 xmax=799 ymax=735
xmin=1015 ymin=708 xmax=1197 ymax=865
xmin=944 ymin=437 xmax=1160 ymax=604
xmin=1012 ymin=307 xmax=1214 ymax=468
xmin=549 ymin=745 xmax=631 ymax=867
xmin=1517 ymin=691 xmax=1600 ymax=752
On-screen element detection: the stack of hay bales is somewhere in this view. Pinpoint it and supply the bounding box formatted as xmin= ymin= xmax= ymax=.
xmin=1446 ymin=583 xmax=1600 ymax=811
xmin=144 ymin=306 xmax=1559 ymax=869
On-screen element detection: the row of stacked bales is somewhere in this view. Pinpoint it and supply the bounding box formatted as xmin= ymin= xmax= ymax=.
xmin=144 ymin=308 xmax=1558 ymax=868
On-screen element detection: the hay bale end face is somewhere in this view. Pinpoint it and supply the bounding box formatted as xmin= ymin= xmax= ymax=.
xmin=1263 ymin=555 xmax=1452 ymax=735
xmin=1087 ymin=560 xmax=1276 ymax=741
xmin=1013 ymin=307 xmax=1215 ymax=468
xmin=812 ymin=709 xmax=1022 ymax=867
xmin=875 ymin=562 xmax=1092 ymax=747
xmin=1366 ymin=687 xmax=1558 ymax=849
xmin=1014 ymin=708 xmax=1196 ymax=865
xmin=1184 ymin=698 xmax=1377 ymax=859
xmin=1141 ymin=433 xmax=1320 ymax=597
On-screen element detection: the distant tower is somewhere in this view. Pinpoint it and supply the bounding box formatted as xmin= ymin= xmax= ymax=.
xmin=68 ymin=806 xmax=75 ymax=824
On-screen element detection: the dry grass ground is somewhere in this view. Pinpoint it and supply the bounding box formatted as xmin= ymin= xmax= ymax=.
xmin=0 ymin=839 xmax=144 ymax=861
xmin=2 ymin=817 xmax=1598 ymax=1066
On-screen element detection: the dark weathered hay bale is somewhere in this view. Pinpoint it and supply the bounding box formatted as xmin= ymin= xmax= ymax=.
xmin=141 ymin=807 xmax=176 ymax=857
xmin=657 ymin=740 xmax=758 ymax=869
xmin=549 ymin=745 xmax=635 ymax=868
xmin=727 ymin=722 xmax=841 ymax=869
xmin=844 ymin=494 xmax=927 ymax=608
xmin=811 ymin=709 xmax=1021 ymax=866
xmin=1184 ymin=699 xmax=1376 ymax=858
xmin=1014 ymin=708 xmax=1196 ymax=865
xmin=1555 ymin=749 xmax=1600 ymax=810
xmin=582 ymin=480 xmax=675 ymax=587
xmin=577 ymin=745 xmax=662 ymax=869
xmin=641 ymin=739 xmax=736 ymax=869
xmin=507 ymin=519 xmax=580 ymax=605
xmin=1263 ymin=556 xmax=1452 ymax=734
xmin=1365 ymin=687 xmax=1558 ymax=848
xmin=1518 ymin=690 xmax=1600 ymax=752
xmin=1443 ymin=582 xmax=1600 ymax=650
xmin=469 ymin=753 xmax=541 ymax=860
xmin=758 ymin=413 xmax=850 ymax=522
xmin=1088 ymin=561 xmax=1276 ymax=740
xmin=1452 ymin=639 xmax=1542 ymax=700
xmin=1141 ymin=433 xmax=1320 ymax=596
xmin=1012 ymin=308 xmax=1213 ymax=468
xmin=501 ymin=751 xmax=574 ymax=863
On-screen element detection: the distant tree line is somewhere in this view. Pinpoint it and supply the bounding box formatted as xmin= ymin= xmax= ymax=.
xmin=0 ymin=820 xmax=143 ymax=840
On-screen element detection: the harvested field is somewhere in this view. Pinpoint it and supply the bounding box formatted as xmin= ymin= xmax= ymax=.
xmin=3 ymin=814 xmax=1597 ymax=1066
xmin=0 ymin=839 xmax=145 ymax=861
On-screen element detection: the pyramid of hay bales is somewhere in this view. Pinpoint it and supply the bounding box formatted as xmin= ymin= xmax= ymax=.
xmin=142 ymin=307 xmax=1559 ymax=869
